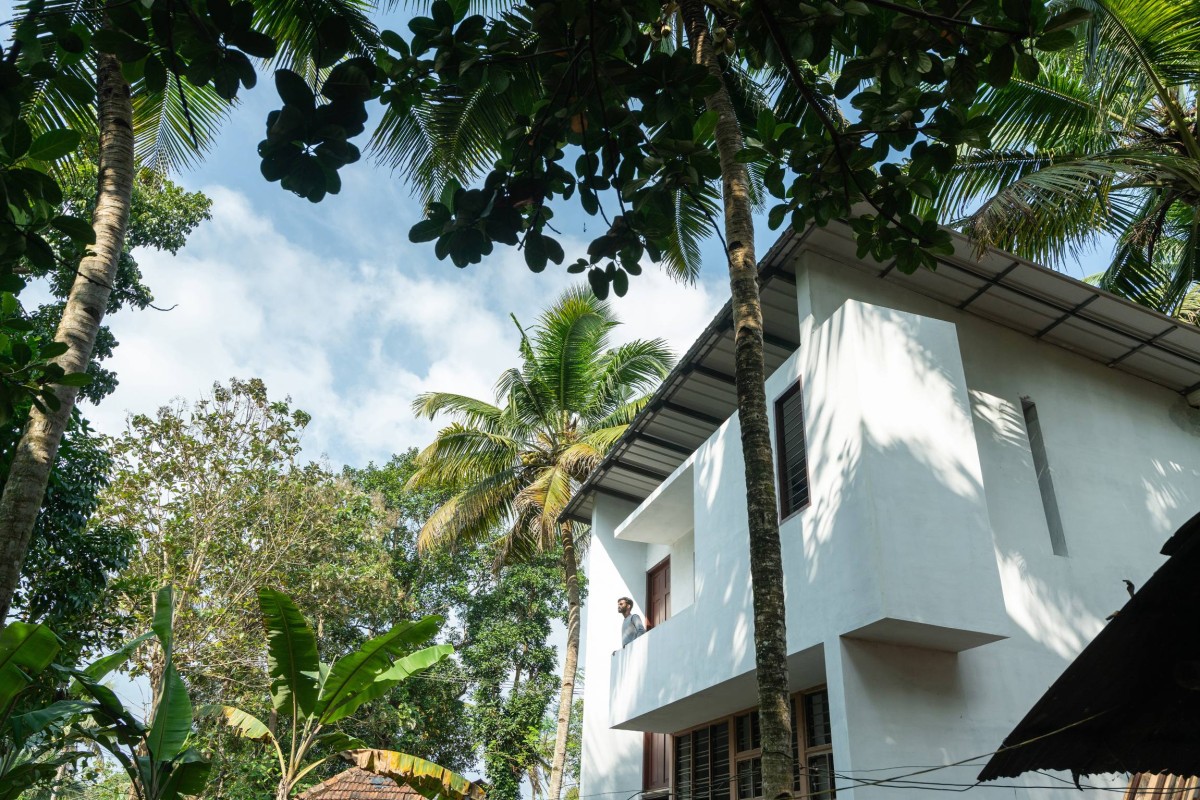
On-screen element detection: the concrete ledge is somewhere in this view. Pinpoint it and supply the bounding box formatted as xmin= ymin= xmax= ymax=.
xmin=844 ymin=617 xmax=1007 ymax=653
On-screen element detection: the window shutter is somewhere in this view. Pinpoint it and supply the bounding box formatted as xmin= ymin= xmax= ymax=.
xmin=775 ymin=382 xmax=810 ymax=517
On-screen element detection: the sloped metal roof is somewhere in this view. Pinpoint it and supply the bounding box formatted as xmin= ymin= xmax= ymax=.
xmin=561 ymin=222 xmax=1200 ymax=524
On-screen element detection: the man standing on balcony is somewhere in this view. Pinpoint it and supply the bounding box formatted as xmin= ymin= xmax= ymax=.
xmin=618 ymin=596 xmax=645 ymax=647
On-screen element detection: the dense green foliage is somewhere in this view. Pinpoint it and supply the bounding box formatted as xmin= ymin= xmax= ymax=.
xmin=259 ymin=0 xmax=1078 ymax=284
xmin=6 ymin=165 xmax=210 ymax=650
xmin=409 ymin=287 xmax=671 ymax=799
xmin=459 ymin=556 xmax=566 ymax=800
xmin=942 ymin=0 xmax=1200 ymax=318
xmin=347 ymin=453 xmax=573 ymax=798
xmin=0 ymin=590 xmax=210 ymax=800
xmin=214 ymin=588 xmax=481 ymax=800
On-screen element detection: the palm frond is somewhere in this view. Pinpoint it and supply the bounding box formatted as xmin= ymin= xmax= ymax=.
xmin=255 ymin=0 xmax=379 ymax=76
xmin=411 ymin=391 xmax=509 ymax=430
xmin=416 ymin=468 xmax=525 ymax=553
xmin=660 ymin=182 xmax=721 ymax=282
xmin=132 ymin=79 xmax=230 ymax=173
xmin=590 ymin=339 xmax=673 ymax=420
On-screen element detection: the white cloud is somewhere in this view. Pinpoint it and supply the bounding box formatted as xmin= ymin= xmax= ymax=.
xmin=91 ymin=186 xmax=724 ymax=467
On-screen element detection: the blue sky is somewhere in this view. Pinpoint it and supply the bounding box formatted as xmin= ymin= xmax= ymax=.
xmin=19 ymin=10 xmax=1111 ymax=470
xmin=83 ymin=80 xmax=731 ymax=469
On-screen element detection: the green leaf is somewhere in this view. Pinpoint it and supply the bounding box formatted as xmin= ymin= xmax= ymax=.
xmin=1036 ymin=30 xmax=1076 ymax=52
xmin=314 ymin=16 xmax=354 ymax=68
xmin=315 ymin=730 xmax=368 ymax=753
xmin=84 ymin=630 xmax=154 ymax=680
xmin=38 ymin=341 xmax=67 ymax=358
xmin=90 ymin=29 xmax=151 ymax=62
xmin=321 ymin=58 xmax=374 ymax=103
xmin=231 ymin=30 xmax=276 ymax=59
xmin=151 ymin=586 xmax=175 ymax=656
xmin=0 ymin=623 xmax=59 ymax=712
xmin=275 ymin=69 xmax=315 ymax=110
xmin=257 ymin=588 xmax=320 ymax=718
xmin=409 ymin=219 xmax=443 ymax=243
xmin=339 ymin=643 xmax=453 ymax=719
xmin=317 ymin=616 xmax=442 ymax=725
xmin=143 ymin=55 xmax=167 ymax=94
xmin=986 ymin=45 xmax=1015 ymax=88
xmin=52 ymin=372 xmax=92 ymax=387
xmin=50 ymin=215 xmax=95 ymax=244
xmin=158 ymin=750 xmax=210 ymax=800
xmin=0 ymin=755 xmax=86 ymax=800
xmin=692 ymin=110 xmax=718 ymax=142
xmin=8 ymin=700 xmax=90 ymax=746
xmin=23 ymin=234 xmax=56 ymax=270
xmin=28 ymin=129 xmax=81 ymax=161
xmin=1043 ymin=7 xmax=1090 ymax=34
xmin=524 ymin=233 xmax=547 ymax=272
xmin=1016 ymin=52 xmax=1040 ymax=81
xmin=147 ymin=587 xmax=192 ymax=764
xmin=612 ymin=269 xmax=628 ymax=297
xmin=1 ymin=120 xmax=32 ymax=160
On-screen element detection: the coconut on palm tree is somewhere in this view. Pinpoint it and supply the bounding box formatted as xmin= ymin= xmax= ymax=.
xmin=940 ymin=0 xmax=1200 ymax=318
xmin=408 ymin=287 xmax=673 ymax=800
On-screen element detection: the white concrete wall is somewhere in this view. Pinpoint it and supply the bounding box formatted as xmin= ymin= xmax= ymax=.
xmin=580 ymin=245 xmax=1200 ymax=800
xmin=580 ymin=494 xmax=647 ymax=800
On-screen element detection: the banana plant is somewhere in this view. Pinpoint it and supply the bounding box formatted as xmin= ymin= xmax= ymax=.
xmin=0 ymin=619 xmax=78 ymax=800
xmin=215 ymin=588 xmax=485 ymax=800
xmin=0 ymin=587 xmax=199 ymax=800
xmin=62 ymin=586 xmax=209 ymax=800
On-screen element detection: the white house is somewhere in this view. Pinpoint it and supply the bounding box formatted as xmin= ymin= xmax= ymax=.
xmin=561 ymin=222 xmax=1200 ymax=800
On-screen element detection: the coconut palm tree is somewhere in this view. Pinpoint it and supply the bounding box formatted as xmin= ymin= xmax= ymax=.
xmin=375 ymin=9 xmax=799 ymax=794
xmin=408 ymin=287 xmax=673 ymax=800
xmin=939 ymin=0 xmax=1200 ymax=318
xmin=0 ymin=0 xmax=379 ymax=621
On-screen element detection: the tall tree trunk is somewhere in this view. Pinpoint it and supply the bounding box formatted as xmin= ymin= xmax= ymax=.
xmin=0 ymin=51 xmax=134 ymax=621
xmin=546 ymin=524 xmax=581 ymax=800
xmin=680 ymin=3 xmax=794 ymax=799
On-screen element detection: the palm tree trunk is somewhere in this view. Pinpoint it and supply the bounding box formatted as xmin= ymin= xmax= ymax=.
xmin=0 ymin=51 xmax=134 ymax=621
xmin=679 ymin=3 xmax=794 ymax=799
xmin=546 ymin=523 xmax=581 ymax=800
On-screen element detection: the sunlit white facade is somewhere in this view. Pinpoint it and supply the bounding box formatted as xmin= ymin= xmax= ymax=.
xmin=570 ymin=224 xmax=1200 ymax=800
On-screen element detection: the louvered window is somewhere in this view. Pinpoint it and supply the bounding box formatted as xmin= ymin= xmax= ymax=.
xmin=675 ymin=722 xmax=731 ymax=800
xmin=775 ymin=382 xmax=810 ymax=518
xmin=675 ymin=687 xmax=835 ymax=800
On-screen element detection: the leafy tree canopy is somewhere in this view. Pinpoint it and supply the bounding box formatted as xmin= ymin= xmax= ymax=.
xmin=261 ymin=0 xmax=1086 ymax=289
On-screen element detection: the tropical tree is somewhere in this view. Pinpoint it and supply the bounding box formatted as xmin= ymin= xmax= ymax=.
xmin=0 ymin=588 xmax=211 ymax=800
xmin=0 ymin=620 xmax=74 ymax=799
xmin=0 ymin=0 xmax=379 ymax=620
xmin=97 ymin=379 xmax=398 ymax=721
xmin=408 ymin=287 xmax=672 ymax=800
xmin=940 ymin=0 xmax=1200 ymax=317
xmin=347 ymin=452 xmax=571 ymax=798
xmin=214 ymin=588 xmax=484 ymax=800
xmin=7 ymin=162 xmax=210 ymax=656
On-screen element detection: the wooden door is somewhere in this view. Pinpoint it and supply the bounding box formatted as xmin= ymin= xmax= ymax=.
xmin=646 ymin=557 xmax=670 ymax=630
xmin=643 ymin=557 xmax=672 ymax=794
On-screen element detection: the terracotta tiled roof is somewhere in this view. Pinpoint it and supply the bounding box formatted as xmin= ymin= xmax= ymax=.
xmin=298 ymin=768 xmax=426 ymax=800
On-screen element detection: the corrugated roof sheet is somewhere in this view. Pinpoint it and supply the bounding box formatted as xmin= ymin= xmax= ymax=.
xmin=561 ymin=222 xmax=1200 ymax=523
xmin=978 ymin=510 xmax=1200 ymax=781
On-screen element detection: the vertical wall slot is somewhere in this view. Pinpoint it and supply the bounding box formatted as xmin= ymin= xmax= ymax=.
xmin=1021 ymin=397 xmax=1068 ymax=556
